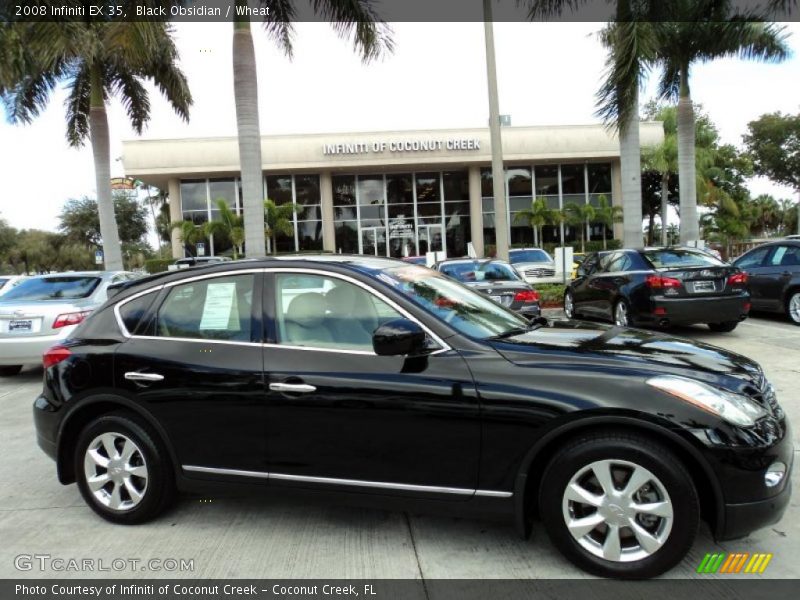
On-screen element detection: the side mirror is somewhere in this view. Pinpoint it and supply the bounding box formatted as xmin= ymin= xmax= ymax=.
xmin=373 ymin=318 xmax=428 ymax=357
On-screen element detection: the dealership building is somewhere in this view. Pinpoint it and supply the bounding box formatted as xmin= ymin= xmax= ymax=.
xmin=122 ymin=123 xmax=663 ymax=259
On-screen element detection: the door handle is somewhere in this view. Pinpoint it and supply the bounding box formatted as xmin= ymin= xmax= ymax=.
xmin=782 ymin=271 xmax=792 ymax=278
xmin=124 ymin=372 xmax=164 ymax=383
xmin=269 ymin=382 xmax=317 ymax=393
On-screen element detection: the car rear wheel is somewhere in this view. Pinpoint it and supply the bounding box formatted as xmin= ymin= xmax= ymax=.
xmin=787 ymin=291 xmax=800 ymax=326
xmin=613 ymin=300 xmax=631 ymax=327
xmin=539 ymin=431 xmax=699 ymax=579
xmin=707 ymin=321 xmax=738 ymax=333
xmin=564 ymin=291 xmax=575 ymax=319
xmin=0 ymin=365 xmax=23 ymax=376
xmin=75 ymin=412 xmax=174 ymax=524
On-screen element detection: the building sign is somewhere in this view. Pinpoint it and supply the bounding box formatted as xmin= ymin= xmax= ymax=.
xmin=110 ymin=177 xmax=138 ymax=190
xmin=323 ymin=138 xmax=482 ymax=156
xmin=389 ymin=221 xmax=414 ymax=239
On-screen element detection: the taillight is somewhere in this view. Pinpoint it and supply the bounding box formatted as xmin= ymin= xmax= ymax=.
xmin=744 ymin=302 xmax=752 ymax=312
xmin=513 ymin=290 xmax=540 ymax=303
xmin=645 ymin=275 xmax=682 ymax=289
xmin=52 ymin=310 xmax=92 ymax=329
xmin=727 ymin=272 xmax=748 ymax=286
xmin=43 ymin=345 xmax=71 ymax=369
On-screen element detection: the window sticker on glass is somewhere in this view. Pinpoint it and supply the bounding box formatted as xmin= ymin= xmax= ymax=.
xmin=199 ymin=282 xmax=239 ymax=330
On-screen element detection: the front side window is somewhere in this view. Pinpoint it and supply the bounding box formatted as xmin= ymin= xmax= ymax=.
xmin=380 ymin=265 xmax=529 ymax=339
xmin=274 ymin=274 xmax=403 ymax=352
xmin=768 ymin=245 xmax=800 ymax=267
xmin=156 ymin=274 xmax=254 ymax=341
xmin=2 ymin=277 xmax=101 ymax=301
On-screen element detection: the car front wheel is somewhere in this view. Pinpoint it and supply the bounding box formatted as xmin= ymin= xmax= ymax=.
xmin=75 ymin=412 xmax=174 ymax=524
xmin=539 ymin=431 xmax=699 ymax=579
xmin=787 ymin=291 xmax=800 ymax=326
xmin=564 ymin=291 xmax=575 ymax=319
xmin=613 ymin=300 xmax=631 ymax=327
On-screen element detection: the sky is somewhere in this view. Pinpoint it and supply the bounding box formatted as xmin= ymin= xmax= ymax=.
xmin=1 ymin=21 xmax=799 ymax=235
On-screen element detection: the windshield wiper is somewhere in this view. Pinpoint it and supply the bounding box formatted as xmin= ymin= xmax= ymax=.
xmin=489 ymin=318 xmax=547 ymax=340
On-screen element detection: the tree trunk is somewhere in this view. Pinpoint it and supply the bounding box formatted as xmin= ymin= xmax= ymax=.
xmin=619 ymin=87 xmax=643 ymax=249
xmin=677 ymin=70 xmax=699 ymax=244
xmin=233 ymin=14 xmax=266 ymax=257
xmin=88 ymin=68 xmax=123 ymax=271
xmin=533 ymin=225 xmax=538 ymax=247
xmin=602 ymin=227 xmax=607 ymax=250
xmin=660 ymin=172 xmax=669 ymax=246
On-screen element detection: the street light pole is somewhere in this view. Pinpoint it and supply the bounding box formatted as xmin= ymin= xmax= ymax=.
xmin=483 ymin=0 xmax=509 ymax=261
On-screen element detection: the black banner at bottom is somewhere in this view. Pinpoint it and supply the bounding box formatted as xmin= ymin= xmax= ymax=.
xmin=4 ymin=579 xmax=799 ymax=600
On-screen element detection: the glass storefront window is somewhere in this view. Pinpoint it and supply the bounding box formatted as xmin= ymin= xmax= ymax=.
xmin=443 ymin=171 xmax=469 ymax=201
xmin=588 ymin=164 xmax=612 ymax=193
xmin=333 ymin=176 xmax=356 ymax=206
xmin=386 ymin=174 xmax=413 ymax=204
xmin=335 ymin=220 xmax=359 ymax=254
xmin=415 ymin=173 xmax=440 ymax=203
xmin=480 ymin=168 xmax=493 ymax=197
xmin=297 ymin=220 xmax=323 ymax=252
xmin=266 ymin=175 xmax=293 ymax=205
xmin=535 ymin=165 xmax=559 ymax=196
xmin=507 ymin=167 xmax=532 ymax=197
xmin=357 ymin=175 xmax=384 ymax=206
xmin=294 ymin=175 xmax=321 ymax=206
xmin=180 ymin=180 xmax=207 ymax=212
xmin=560 ymin=164 xmax=585 ymax=194
xmin=208 ymin=178 xmax=237 ymax=211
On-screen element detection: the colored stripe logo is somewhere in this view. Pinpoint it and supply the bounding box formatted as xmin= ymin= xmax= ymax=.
xmin=697 ymin=552 xmax=773 ymax=574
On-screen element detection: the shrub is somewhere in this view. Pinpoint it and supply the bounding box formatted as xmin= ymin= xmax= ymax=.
xmin=535 ymin=283 xmax=566 ymax=306
xmin=144 ymin=258 xmax=172 ymax=274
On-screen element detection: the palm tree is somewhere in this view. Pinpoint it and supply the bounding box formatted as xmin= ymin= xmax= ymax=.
xmin=513 ymin=197 xmax=555 ymax=247
xmin=232 ymin=2 xmax=393 ymax=258
xmin=593 ymin=195 xmax=623 ymax=250
xmin=649 ymin=4 xmax=789 ymax=243
xmin=205 ymin=199 xmax=245 ymax=259
xmin=170 ymin=220 xmax=206 ymax=258
xmin=0 ymin=17 xmax=191 ymax=271
xmin=264 ymin=199 xmax=302 ymax=255
xmin=562 ymin=202 xmax=597 ymax=254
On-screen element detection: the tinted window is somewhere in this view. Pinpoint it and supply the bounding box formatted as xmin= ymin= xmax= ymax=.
xmin=509 ymin=249 xmax=552 ymax=264
xmin=605 ymin=253 xmax=633 ymax=273
xmin=2 ymin=276 xmax=101 ymax=301
xmin=768 ymin=245 xmax=800 ymax=267
xmin=735 ymin=246 xmax=770 ymax=268
xmin=643 ymin=249 xmax=725 ymax=269
xmin=118 ymin=292 xmax=159 ymax=335
xmin=156 ymin=274 xmax=254 ymax=341
xmin=275 ymin=274 xmax=402 ymax=352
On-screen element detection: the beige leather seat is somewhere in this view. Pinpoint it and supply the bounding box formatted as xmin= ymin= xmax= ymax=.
xmin=325 ymin=285 xmax=376 ymax=349
xmin=283 ymin=292 xmax=333 ymax=347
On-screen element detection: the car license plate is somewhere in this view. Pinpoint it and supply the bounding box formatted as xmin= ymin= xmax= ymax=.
xmin=693 ymin=281 xmax=715 ymax=293
xmin=8 ymin=319 xmax=32 ymax=332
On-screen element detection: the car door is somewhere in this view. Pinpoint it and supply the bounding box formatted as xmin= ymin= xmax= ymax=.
xmin=757 ymin=245 xmax=800 ymax=311
xmin=114 ymin=270 xmax=267 ymax=472
xmin=261 ymin=269 xmax=481 ymax=498
xmin=734 ymin=245 xmax=775 ymax=310
xmin=571 ymin=253 xmax=599 ymax=314
xmin=583 ymin=252 xmax=620 ymax=318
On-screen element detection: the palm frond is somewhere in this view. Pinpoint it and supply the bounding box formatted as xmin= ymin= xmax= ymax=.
xmin=261 ymin=0 xmax=296 ymax=58
xmin=64 ymin=64 xmax=91 ymax=147
xmin=107 ymin=65 xmax=150 ymax=134
xmin=312 ymin=0 xmax=394 ymax=63
xmin=519 ymin=0 xmax=589 ymax=20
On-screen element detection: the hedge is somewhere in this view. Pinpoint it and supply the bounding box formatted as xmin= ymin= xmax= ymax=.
xmin=144 ymin=258 xmax=173 ymax=274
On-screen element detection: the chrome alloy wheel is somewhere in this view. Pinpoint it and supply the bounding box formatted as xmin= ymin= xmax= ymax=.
xmin=564 ymin=293 xmax=574 ymax=318
xmin=562 ymin=459 xmax=674 ymax=562
xmin=789 ymin=292 xmax=800 ymax=324
xmin=83 ymin=432 xmax=148 ymax=511
xmin=614 ymin=302 xmax=629 ymax=327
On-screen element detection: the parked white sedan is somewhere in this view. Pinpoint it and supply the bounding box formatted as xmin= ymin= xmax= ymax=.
xmin=0 ymin=271 xmax=138 ymax=375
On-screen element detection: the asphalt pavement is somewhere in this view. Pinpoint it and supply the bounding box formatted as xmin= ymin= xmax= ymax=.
xmin=0 ymin=313 xmax=797 ymax=579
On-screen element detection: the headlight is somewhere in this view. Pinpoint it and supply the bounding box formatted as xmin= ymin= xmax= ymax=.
xmin=646 ymin=375 xmax=767 ymax=427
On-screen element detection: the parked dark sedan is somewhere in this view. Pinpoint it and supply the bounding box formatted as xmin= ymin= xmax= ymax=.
xmin=565 ymin=247 xmax=750 ymax=332
xmin=33 ymin=256 xmax=790 ymax=579
xmin=434 ymin=258 xmax=541 ymax=317
xmin=733 ymin=240 xmax=800 ymax=325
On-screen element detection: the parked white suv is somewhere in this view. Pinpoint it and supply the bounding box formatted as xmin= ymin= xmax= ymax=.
xmin=508 ymin=248 xmax=557 ymax=284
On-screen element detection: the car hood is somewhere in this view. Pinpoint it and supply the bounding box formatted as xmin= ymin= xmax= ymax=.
xmin=489 ymin=319 xmax=764 ymax=392
xmin=511 ymin=261 xmax=555 ymax=268
xmin=464 ymin=281 xmax=526 ymax=291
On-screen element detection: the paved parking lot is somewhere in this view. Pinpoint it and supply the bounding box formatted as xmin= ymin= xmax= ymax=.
xmin=1 ymin=313 xmax=797 ymax=580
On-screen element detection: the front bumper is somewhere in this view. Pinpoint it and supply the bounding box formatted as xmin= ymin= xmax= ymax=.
xmin=638 ymin=293 xmax=749 ymax=325
xmin=0 ymin=326 xmax=75 ymax=365
xmin=719 ymin=477 xmax=792 ymax=540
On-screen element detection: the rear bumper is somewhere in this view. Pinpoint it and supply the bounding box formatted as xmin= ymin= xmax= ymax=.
xmin=0 ymin=326 xmax=75 ymax=365
xmin=515 ymin=304 xmax=541 ymax=317
xmin=637 ymin=293 xmax=749 ymax=325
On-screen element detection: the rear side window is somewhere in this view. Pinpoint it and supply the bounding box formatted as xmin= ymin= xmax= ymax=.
xmin=1 ymin=276 xmax=101 ymax=301
xmin=155 ymin=274 xmax=255 ymax=341
xmin=118 ymin=292 xmax=159 ymax=335
xmin=735 ymin=246 xmax=770 ymax=269
xmin=768 ymin=245 xmax=800 ymax=267
xmin=643 ymin=249 xmax=725 ymax=269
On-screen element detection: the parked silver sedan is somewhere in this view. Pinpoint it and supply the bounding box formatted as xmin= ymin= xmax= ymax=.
xmin=0 ymin=271 xmax=138 ymax=375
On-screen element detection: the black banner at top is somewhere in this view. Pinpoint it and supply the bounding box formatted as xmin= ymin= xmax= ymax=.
xmin=2 ymin=0 xmax=798 ymax=23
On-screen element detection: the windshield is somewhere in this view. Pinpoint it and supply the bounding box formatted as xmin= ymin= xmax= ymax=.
xmin=644 ymin=249 xmax=726 ymax=269
xmin=440 ymin=261 xmax=520 ymax=283
xmin=0 ymin=276 xmax=101 ymax=301
xmin=509 ymin=249 xmax=551 ymax=264
xmin=379 ymin=265 xmax=529 ymax=339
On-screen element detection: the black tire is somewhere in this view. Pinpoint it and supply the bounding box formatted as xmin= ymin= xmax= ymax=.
xmin=0 ymin=365 xmax=23 ymax=376
xmin=539 ymin=430 xmax=699 ymax=579
xmin=707 ymin=321 xmax=738 ymax=333
xmin=613 ymin=299 xmax=633 ymax=327
xmin=74 ymin=411 xmax=175 ymax=524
